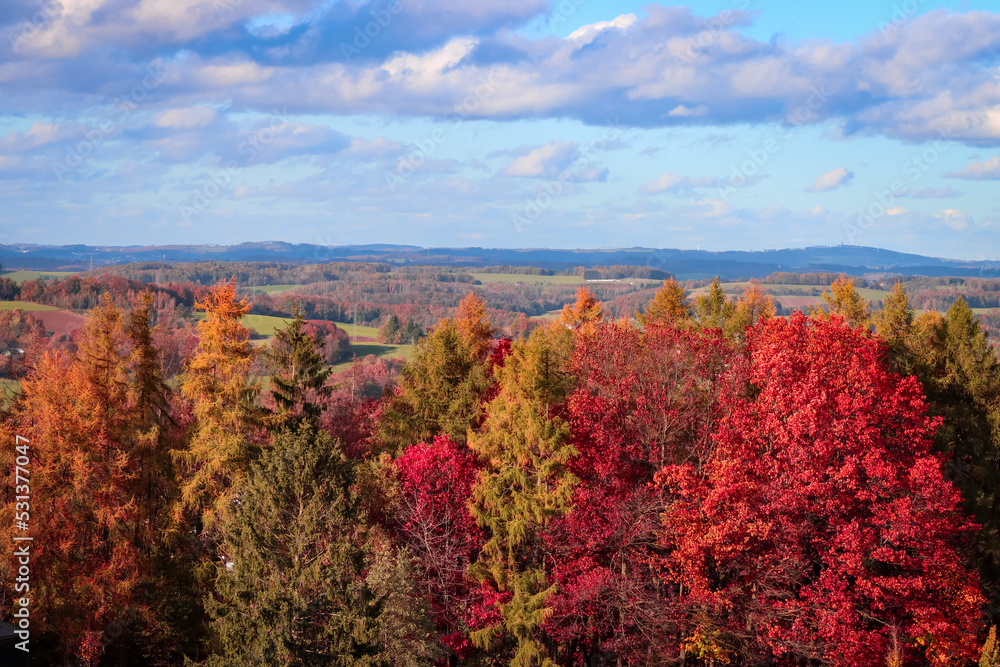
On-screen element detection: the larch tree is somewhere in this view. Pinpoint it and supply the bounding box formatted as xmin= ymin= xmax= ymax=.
xmin=692 ymin=277 xmax=737 ymax=331
xmin=727 ymin=279 xmax=776 ymax=340
xmin=911 ymin=297 xmax=1000 ymax=619
xmin=0 ymin=296 xmax=175 ymax=665
xmin=638 ymin=278 xmax=690 ymax=327
xmin=467 ymin=323 xmax=578 ymax=667
xmin=174 ymin=277 xmax=261 ymax=539
xmin=813 ymin=275 xmax=870 ymax=329
xmin=559 ymin=287 xmax=604 ymax=331
xmin=455 ymin=292 xmax=497 ymax=361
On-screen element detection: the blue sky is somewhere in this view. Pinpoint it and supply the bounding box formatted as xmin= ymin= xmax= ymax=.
xmin=1 ymin=0 xmax=999 ymax=259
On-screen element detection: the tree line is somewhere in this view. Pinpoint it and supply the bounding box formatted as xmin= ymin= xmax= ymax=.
xmin=1 ymin=276 xmax=999 ymax=666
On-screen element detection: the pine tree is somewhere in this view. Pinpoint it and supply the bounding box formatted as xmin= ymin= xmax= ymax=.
xmin=559 ymin=287 xmax=604 ymax=330
xmin=174 ymin=278 xmax=261 ymax=537
xmin=266 ymin=305 xmax=332 ymax=428
xmin=638 ymin=278 xmax=690 ymax=327
xmin=468 ymin=323 xmax=578 ymax=666
xmin=205 ymin=426 xmax=382 ymax=667
xmin=379 ymin=318 xmax=491 ymax=452
xmin=693 ymin=277 xmax=736 ymax=331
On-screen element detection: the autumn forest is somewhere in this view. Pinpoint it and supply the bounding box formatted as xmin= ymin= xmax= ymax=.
xmin=2 ymin=270 xmax=1000 ymax=667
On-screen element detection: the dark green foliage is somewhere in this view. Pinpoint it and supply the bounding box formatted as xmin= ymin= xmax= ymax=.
xmin=887 ymin=296 xmax=1000 ymax=620
xmin=379 ymin=319 xmax=492 ymax=452
xmin=267 ymin=305 xmax=332 ymax=427
xmin=205 ymin=426 xmax=381 ymax=667
xmin=379 ymin=314 xmax=402 ymax=344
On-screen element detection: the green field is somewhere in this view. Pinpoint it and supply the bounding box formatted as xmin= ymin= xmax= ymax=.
xmin=0 ymin=301 xmax=61 ymax=311
xmin=689 ymin=282 xmax=889 ymax=301
xmin=472 ymin=273 xmax=583 ymax=285
xmin=2 ymin=270 xmax=75 ymax=283
xmin=256 ymin=284 xmax=303 ymax=295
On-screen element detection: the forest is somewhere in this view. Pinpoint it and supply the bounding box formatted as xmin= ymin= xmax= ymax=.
xmin=2 ymin=273 xmax=1000 ymax=667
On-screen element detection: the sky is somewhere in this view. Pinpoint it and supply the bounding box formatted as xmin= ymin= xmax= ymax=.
xmin=1 ymin=0 xmax=999 ymax=259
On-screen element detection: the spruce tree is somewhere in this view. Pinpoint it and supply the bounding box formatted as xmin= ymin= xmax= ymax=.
xmin=266 ymin=305 xmax=332 ymax=428
xmin=379 ymin=318 xmax=491 ymax=452
xmin=205 ymin=426 xmax=381 ymax=667
xmin=379 ymin=314 xmax=402 ymax=344
xmin=468 ymin=323 xmax=578 ymax=667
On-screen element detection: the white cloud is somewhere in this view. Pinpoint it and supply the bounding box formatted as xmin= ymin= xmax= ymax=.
xmin=153 ymin=107 xmax=218 ymax=129
xmin=807 ymin=167 xmax=854 ymax=192
xmin=568 ymin=14 xmax=637 ymax=44
xmin=946 ymin=156 xmax=1000 ymax=180
xmin=937 ymin=208 xmax=973 ymax=230
xmin=639 ymin=172 xmax=720 ymax=194
xmin=504 ymin=141 xmax=578 ymax=178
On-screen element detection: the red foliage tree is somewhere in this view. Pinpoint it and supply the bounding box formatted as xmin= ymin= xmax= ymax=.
xmin=657 ymin=313 xmax=983 ymax=666
xmin=544 ymin=321 xmax=732 ymax=664
xmin=393 ymin=435 xmax=489 ymax=659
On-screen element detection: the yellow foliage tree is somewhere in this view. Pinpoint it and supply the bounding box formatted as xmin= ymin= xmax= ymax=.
xmin=639 ymin=278 xmax=690 ymax=327
xmin=455 ymin=292 xmax=497 ymax=360
xmin=174 ymin=278 xmax=261 ymax=537
xmin=559 ymin=286 xmax=605 ymax=330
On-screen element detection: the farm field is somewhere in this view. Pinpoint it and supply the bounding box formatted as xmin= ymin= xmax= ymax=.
xmin=2 ymin=270 xmax=76 ymax=283
xmin=0 ymin=300 xmax=61 ymax=311
xmin=256 ymin=284 xmax=303 ymax=294
xmin=472 ymin=272 xmax=583 ymax=285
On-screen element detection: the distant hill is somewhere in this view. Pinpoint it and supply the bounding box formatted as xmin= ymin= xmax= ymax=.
xmin=1 ymin=242 xmax=998 ymax=280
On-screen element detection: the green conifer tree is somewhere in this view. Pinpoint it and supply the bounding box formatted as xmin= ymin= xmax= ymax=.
xmin=206 ymin=426 xmax=381 ymax=667
xmin=379 ymin=318 xmax=491 ymax=452
xmin=693 ymin=277 xmax=736 ymax=331
xmin=468 ymin=323 xmax=578 ymax=667
xmin=266 ymin=305 xmax=332 ymax=428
